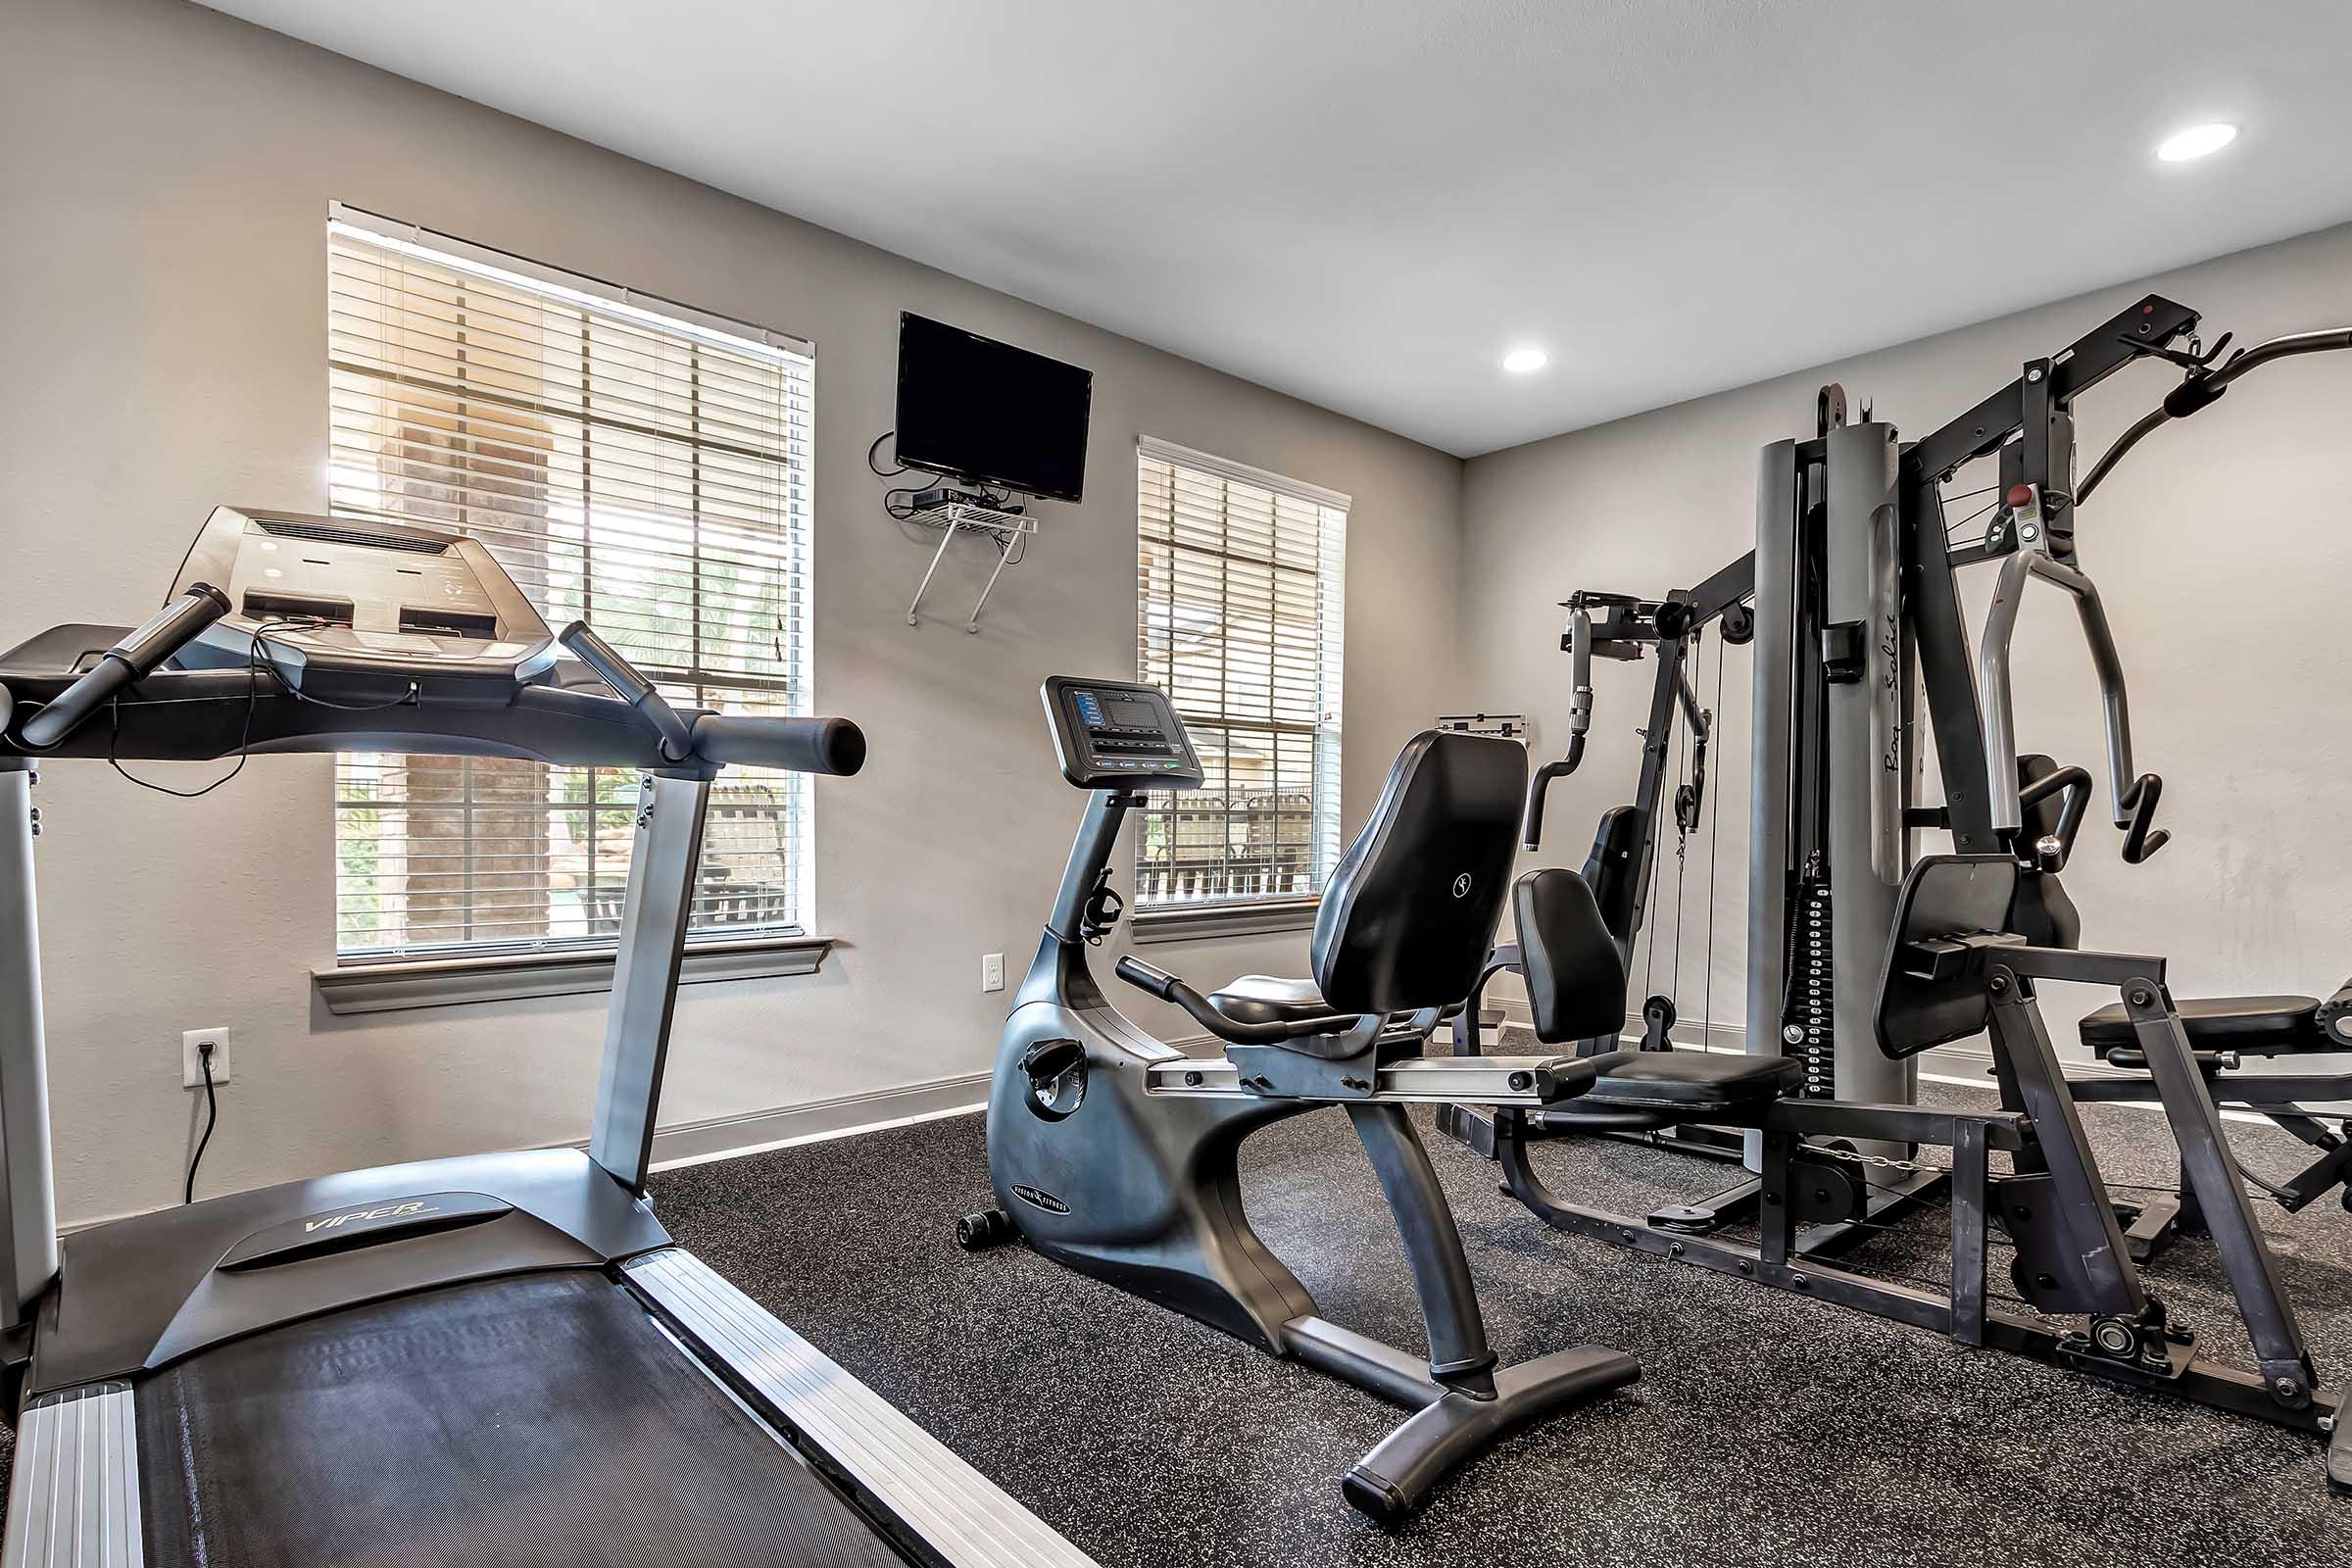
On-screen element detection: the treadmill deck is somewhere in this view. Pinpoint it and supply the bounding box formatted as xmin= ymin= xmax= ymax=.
xmin=129 ymin=1270 xmax=908 ymax=1568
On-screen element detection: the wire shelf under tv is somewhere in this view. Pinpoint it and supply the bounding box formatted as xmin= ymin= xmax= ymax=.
xmin=905 ymin=501 xmax=1039 ymax=633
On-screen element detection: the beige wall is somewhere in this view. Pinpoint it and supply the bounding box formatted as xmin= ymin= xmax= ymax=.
xmin=15 ymin=0 xmax=2349 ymax=1231
xmin=1461 ymin=221 xmax=2352 ymax=1060
xmin=0 ymin=0 xmax=1467 ymax=1224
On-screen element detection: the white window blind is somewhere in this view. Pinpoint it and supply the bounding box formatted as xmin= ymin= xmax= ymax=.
xmin=325 ymin=208 xmax=815 ymax=960
xmin=1135 ymin=438 xmax=1346 ymax=909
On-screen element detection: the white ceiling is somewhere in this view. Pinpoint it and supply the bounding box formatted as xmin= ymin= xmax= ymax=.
xmin=204 ymin=0 xmax=2352 ymax=456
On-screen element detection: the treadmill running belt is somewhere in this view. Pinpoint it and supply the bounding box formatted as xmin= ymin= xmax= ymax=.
xmin=134 ymin=1270 xmax=912 ymax=1568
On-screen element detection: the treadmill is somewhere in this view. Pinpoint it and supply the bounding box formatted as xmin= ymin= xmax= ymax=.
xmin=0 ymin=507 xmax=1095 ymax=1568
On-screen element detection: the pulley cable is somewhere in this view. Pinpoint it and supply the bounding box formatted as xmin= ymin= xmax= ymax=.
xmin=1665 ymin=650 xmax=1692 ymax=1014
xmin=1701 ymin=627 xmax=1728 ymax=1040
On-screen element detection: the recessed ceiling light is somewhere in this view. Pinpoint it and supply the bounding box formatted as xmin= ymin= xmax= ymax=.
xmin=1501 ymin=347 xmax=1548 ymax=374
xmin=2157 ymin=122 xmax=2237 ymax=163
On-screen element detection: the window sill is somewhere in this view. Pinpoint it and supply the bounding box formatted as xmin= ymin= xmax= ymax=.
xmin=313 ymin=934 xmax=837 ymax=1016
xmin=1128 ymin=899 xmax=1320 ymax=945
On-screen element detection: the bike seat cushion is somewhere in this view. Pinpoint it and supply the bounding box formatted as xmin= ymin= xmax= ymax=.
xmin=2079 ymin=995 xmax=2327 ymax=1059
xmin=1579 ymin=1050 xmax=1802 ymax=1111
xmin=1207 ymin=975 xmax=1329 ymax=1028
xmin=1206 ymin=975 xmax=1468 ymax=1034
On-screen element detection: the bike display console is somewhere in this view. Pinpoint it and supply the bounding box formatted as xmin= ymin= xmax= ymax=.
xmin=1041 ymin=674 xmax=1203 ymax=789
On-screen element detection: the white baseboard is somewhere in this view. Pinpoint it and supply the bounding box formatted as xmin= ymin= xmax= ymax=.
xmin=64 ymin=1072 xmax=994 ymax=1234
xmin=645 ymin=1071 xmax=991 ymax=1170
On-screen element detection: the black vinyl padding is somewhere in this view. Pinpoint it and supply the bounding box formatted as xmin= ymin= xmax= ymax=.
xmin=1514 ymin=869 xmax=1627 ymax=1046
xmin=1310 ymin=730 xmax=1522 ymax=1016
xmin=1875 ymin=856 xmax=2021 ymax=1059
xmin=1581 ymin=806 xmax=1646 ymax=940
xmin=2007 ymin=871 xmax=2081 ymax=952
xmin=1580 ymin=1050 xmax=1802 ymax=1110
xmin=2081 ymin=994 xmax=2328 ymax=1057
xmin=135 ymin=1271 xmax=909 ymax=1568
xmin=1207 ymin=974 xmax=1330 ymax=1026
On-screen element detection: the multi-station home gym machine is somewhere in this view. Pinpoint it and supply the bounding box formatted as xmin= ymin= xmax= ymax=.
xmin=1445 ymin=294 xmax=2352 ymax=1491
xmin=1435 ymin=569 xmax=1758 ymax=1178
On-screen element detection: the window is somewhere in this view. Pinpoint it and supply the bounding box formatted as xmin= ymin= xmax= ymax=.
xmin=325 ymin=207 xmax=814 ymax=960
xmin=1135 ymin=438 xmax=1346 ymax=912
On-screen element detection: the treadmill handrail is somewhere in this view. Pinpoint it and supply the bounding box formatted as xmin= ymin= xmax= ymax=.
xmin=17 ymin=585 xmax=228 ymax=750
xmin=3 ymin=639 xmax=864 ymax=778
xmin=559 ymin=619 xmax=695 ymax=761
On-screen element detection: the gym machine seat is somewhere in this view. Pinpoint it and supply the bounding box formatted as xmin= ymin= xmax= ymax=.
xmin=1510 ymin=864 xmax=1799 ymax=1123
xmin=1573 ymin=1050 xmax=1802 ymax=1114
xmin=2081 ymin=992 xmax=2350 ymax=1062
xmin=2071 ymin=982 xmax=2352 ymax=1249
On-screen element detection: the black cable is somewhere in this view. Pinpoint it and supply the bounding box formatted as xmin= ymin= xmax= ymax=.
xmin=883 ymin=485 xmax=933 ymax=520
xmin=250 ymin=623 xmax=423 ymax=712
xmin=1944 ymin=498 xmax=2000 ymax=536
xmin=875 ymin=426 xmax=947 ymax=520
xmin=184 ymin=1045 xmax=218 ymax=1204
xmin=105 ymin=619 xmax=417 ymax=799
xmin=107 ymin=640 xmax=265 ymax=799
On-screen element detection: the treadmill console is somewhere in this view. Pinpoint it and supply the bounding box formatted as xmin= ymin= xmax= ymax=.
xmin=1041 ymin=676 xmax=1203 ymax=790
xmin=168 ymin=505 xmax=557 ymax=686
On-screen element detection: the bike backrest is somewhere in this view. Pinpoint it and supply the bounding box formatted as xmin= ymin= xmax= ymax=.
xmin=1312 ymin=731 xmax=1522 ymax=1016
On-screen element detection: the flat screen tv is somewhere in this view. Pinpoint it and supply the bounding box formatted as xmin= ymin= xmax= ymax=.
xmin=894 ymin=314 xmax=1094 ymax=504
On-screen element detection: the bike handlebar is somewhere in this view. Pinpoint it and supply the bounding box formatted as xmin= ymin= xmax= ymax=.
xmin=1111 ymin=956 xmax=1359 ymax=1046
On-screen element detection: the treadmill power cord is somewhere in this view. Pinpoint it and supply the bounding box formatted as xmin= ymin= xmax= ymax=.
xmin=184 ymin=1039 xmax=218 ymax=1204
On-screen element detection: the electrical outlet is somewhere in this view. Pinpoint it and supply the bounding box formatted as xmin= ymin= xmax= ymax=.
xmin=981 ymin=953 xmax=1005 ymax=993
xmin=182 ymin=1027 xmax=230 ymax=1089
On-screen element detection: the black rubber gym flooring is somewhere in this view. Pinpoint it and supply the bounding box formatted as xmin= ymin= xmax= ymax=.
xmin=4 ymin=1079 xmax=2346 ymax=1564
xmin=653 ymin=1077 xmax=2352 ymax=1568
